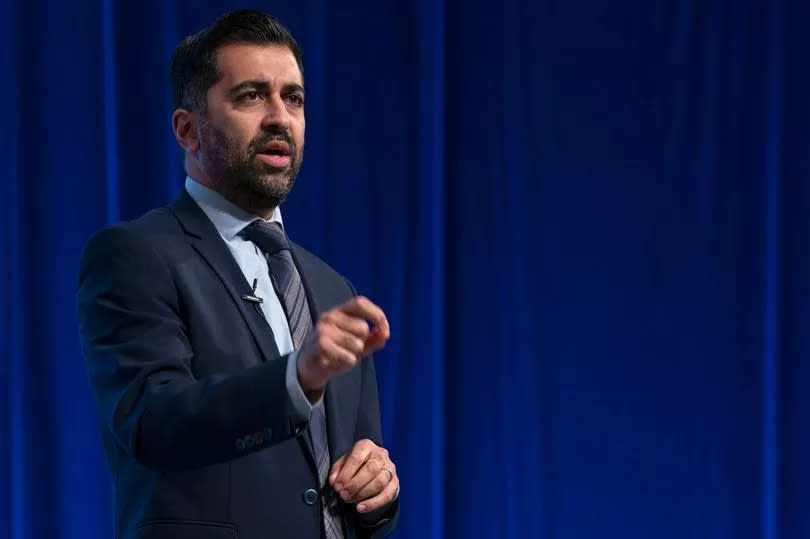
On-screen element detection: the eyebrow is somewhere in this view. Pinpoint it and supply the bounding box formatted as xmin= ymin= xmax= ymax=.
xmin=227 ymin=79 xmax=305 ymax=98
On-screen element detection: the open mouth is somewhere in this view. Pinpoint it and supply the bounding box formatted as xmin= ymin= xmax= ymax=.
xmin=257 ymin=141 xmax=291 ymax=168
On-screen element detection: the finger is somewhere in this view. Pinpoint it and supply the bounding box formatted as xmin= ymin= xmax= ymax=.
xmin=350 ymin=462 xmax=394 ymax=503
xmin=338 ymin=456 xmax=384 ymax=502
xmin=299 ymin=325 xmax=363 ymax=392
xmin=345 ymin=329 xmax=367 ymax=355
xmin=321 ymin=310 xmax=370 ymax=340
xmin=332 ymin=441 xmax=373 ymax=489
xmin=330 ymin=329 xmax=366 ymax=357
xmin=317 ymin=319 xmax=365 ymax=357
xmin=316 ymin=330 xmax=358 ymax=370
xmin=361 ymin=329 xmax=388 ymax=356
xmin=356 ymin=474 xmax=399 ymax=513
xmin=329 ymin=455 xmax=346 ymax=485
xmin=339 ymin=297 xmax=389 ymax=336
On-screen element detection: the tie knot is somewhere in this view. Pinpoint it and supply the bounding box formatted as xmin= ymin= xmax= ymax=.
xmin=240 ymin=220 xmax=290 ymax=255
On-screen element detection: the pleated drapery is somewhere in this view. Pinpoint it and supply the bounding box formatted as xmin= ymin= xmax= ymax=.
xmin=2 ymin=1 xmax=810 ymax=537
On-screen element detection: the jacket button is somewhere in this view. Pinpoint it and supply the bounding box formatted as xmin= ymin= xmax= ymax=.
xmin=303 ymin=488 xmax=318 ymax=505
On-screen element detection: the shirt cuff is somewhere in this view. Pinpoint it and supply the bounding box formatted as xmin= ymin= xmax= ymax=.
xmin=285 ymin=350 xmax=320 ymax=424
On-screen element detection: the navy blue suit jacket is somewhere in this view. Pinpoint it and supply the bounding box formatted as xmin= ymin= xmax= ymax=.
xmin=77 ymin=191 xmax=398 ymax=539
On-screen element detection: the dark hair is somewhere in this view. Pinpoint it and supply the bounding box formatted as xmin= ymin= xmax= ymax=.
xmin=170 ymin=9 xmax=303 ymax=112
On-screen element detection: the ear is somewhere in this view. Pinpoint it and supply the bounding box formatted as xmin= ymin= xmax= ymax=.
xmin=172 ymin=109 xmax=200 ymax=152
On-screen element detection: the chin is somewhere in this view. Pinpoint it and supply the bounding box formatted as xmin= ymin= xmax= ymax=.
xmin=262 ymin=173 xmax=293 ymax=191
xmin=242 ymin=174 xmax=292 ymax=203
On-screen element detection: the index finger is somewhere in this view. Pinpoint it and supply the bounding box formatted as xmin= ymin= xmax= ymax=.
xmin=332 ymin=443 xmax=373 ymax=488
xmin=339 ymin=296 xmax=389 ymax=335
xmin=329 ymin=454 xmax=346 ymax=485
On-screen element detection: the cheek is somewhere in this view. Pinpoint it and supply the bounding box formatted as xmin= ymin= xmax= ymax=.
xmin=233 ymin=124 xmax=259 ymax=147
xmin=219 ymin=114 xmax=258 ymax=143
xmin=295 ymin=121 xmax=305 ymax=149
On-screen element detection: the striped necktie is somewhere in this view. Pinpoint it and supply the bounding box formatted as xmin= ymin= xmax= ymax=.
xmin=240 ymin=220 xmax=344 ymax=539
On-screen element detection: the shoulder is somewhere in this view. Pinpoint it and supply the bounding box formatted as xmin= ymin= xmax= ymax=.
xmin=84 ymin=206 xmax=181 ymax=250
xmin=81 ymin=203 xmax=188 ymax=254
xmin=79 ymin=206 xmax=184 ymax=281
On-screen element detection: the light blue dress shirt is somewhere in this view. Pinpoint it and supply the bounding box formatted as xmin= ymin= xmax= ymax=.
xmin=185 ymin=176 xmax=314 ymax=423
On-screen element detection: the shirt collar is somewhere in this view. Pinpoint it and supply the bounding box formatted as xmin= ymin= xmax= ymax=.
xmin=184 ymin=176 xmax=284 ymax=241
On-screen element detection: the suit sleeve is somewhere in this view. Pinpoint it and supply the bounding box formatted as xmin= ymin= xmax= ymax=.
xmin=77 ymin=225 xmax=306 ymax=472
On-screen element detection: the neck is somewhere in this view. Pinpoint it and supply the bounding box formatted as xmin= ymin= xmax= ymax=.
xmin=186 ymin=158 xmax=277 ymax=220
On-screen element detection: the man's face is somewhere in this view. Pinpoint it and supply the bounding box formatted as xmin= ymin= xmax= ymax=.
xmin=198 ymin=43 xmax=305 ymax=209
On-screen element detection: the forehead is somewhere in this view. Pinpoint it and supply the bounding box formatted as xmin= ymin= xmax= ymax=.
xmin=214 ymin=43 xmax=302 ymax=86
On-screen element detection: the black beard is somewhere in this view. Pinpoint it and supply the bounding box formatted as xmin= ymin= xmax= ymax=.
xmin=199 ymin=122 xmax=302 ymax=211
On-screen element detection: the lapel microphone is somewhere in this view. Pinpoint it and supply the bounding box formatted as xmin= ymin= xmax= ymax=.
xmin=241 ymin=278 xmax=263 ymax=304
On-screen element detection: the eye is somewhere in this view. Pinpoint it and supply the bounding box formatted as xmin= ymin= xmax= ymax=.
xmin=237 ymin=90 xmax=261 ymax=103
xmin=285 ymin=94 xmax=304 ymax=107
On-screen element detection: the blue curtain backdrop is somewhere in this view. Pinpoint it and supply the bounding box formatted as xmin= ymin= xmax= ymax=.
xmin=2 ymin=0 xmax=809 ymax=537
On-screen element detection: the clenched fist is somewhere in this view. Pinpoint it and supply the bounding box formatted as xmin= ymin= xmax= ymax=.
xmin=297 ymin=296 xmax=389 ymax=399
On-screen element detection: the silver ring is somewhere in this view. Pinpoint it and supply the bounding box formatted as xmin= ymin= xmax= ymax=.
xmin=382 ymin=466 xmax=394 ymax=483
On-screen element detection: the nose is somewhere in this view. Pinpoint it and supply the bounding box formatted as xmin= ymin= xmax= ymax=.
xmin=260 ymin=94 xmax=291 ymax=132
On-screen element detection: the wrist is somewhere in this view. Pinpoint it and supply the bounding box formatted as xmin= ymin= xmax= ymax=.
xmin=304 ymin=387 xmax=324 ymax=403
xmin=296 ymin=362 xmax=325 ymax=399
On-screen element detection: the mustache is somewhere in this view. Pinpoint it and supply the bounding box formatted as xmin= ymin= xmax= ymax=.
xmin=248 ymin=128 xmax=296 ymax=157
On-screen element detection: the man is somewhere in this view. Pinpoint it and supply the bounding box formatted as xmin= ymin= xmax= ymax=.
xmin=77 ymin=10 xmax=399 ymax=539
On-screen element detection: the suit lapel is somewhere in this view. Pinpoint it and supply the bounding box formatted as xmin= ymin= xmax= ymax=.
xmin=169 ymin=191 xmax=280 ymax=363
